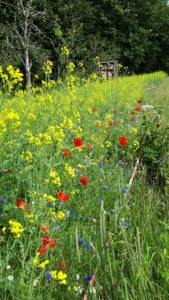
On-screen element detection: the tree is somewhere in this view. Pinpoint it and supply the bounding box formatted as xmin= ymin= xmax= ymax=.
xmin=0 ymin=0 xmax=52 ymax=88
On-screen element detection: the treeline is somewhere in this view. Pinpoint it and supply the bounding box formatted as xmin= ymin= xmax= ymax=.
xmin=0 ymin=0 xmax=169 ymax=83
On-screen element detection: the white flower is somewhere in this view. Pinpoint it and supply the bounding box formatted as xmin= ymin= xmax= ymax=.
xmin=76 ymin=274 xmax=80 ymax=280
xmin=33 ymin=279 xmax=39 ymax=287
xmin=6 ymin=265 xmax=11 ymax=270
xmin=7 ymin=275 xmax=14 ymax=281
xmin=76 ymin=286 xmax=83 ymax=294
xmin=141 ymin=105 xmax=154 ymax=111
xmin=89 ymin=286 xmax=96 ymax=294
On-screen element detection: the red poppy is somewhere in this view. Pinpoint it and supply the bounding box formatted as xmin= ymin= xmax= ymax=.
xmin=131 ymin=111 xmax=135 ymax=115
xmin=39 ymin=224 xmax=49 ymax=232
xmin=131 ymin=118 xmax=135 ymax=122
xmin=119 ymin=136 xmax=127 ymax=147
xmin=49 ymin=239 xmax=57 ymax=248
xmin=42 ymin=235 xmax=57 ymax=248
xmin=57 ymin=191 xmax=70 ymax=201
xmin=137 ymin=99 xmax=142 ymax=104
xmin=134 ymin=107 xmax=142 ymax=112
xmin=108 ymin=121 xmax=114 ymax=126
xmin=92 ymin=107 xmax=97 ymax=112
xmin=38 ymin=244 xmax=47 ymax=255
xmin=17 ymin=199 xmax=29 ymax=210
xmin=80 ymin=176 xmax=89 ymax=186
xmin=96 ymin=123 xmax=101 ymax=128
xmin=63 ymin=149 xmax=71 ymax=157
xmin=73 ymin=138 xmax=83 ymax=148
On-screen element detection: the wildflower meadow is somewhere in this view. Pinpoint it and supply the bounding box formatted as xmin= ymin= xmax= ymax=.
xmin=0 ymin=68 xmax=169 ymax=300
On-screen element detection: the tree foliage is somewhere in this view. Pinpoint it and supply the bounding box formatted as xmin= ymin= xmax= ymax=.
xmin=0 ymin=0 xmax=169 ymax=80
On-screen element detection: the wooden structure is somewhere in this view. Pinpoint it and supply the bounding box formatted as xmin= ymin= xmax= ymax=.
xmin=99 ymin=60 xmax=118 ymax=78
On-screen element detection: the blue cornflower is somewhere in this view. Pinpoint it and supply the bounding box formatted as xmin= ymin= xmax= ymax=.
xmin=121 ymin=188 xmax=128 ymax=194
xmin=102 ymin=185 xmax=109 ymax=190
xmin=46 ymin=271 xmax=52 ymax=281
xmin=84 ymin=275 xmax=92 ymax=281
xmin=121 ymin=221 xmax=129 ymax=228
xmin=79 ymin=238 xmax=87 ymax=245
xmin=72 ymin=211 xmax=78 ymax=217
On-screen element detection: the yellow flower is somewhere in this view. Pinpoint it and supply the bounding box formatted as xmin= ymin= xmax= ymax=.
xmin=49 ymin=170 xmax=61 ymax=186
xmin=25 ymin=213 xmax=34 ymax=223
xmin=133 ymin=140 xmax=140 ymax=150
xmin=21 ymin=150 xmax=33 ymax=163
xmin=8 ymin=220 xmax=24 ymax=238
xmin=57 ymin=211 xmax=66 ymax=219
xmin=58 ymin=271 xmax=67 ymax=284
xmin=32 ymin=252 xmax=40 ymax=266
xmin=65 ymin=164 xmax=75 ymax=177
xmin=43 ymin=194 xmax=56 ymax=202
xmin=130 ymin=127 xmax=138 ymax=134
xmin=51 ymin=270 xmax=58 ymax=279
xmin=105 ymin=141 xmax=112 ymax=148
xmin=37 ymin=260 xmax=49 ymax=269
xmin=2 ymin=227 xmax=6 ymax=234
xmin=29 ymin=136 xmax=42 ymax=146
xmin=77 ymin=164 xmax=83 ymax=169
xmin=43 ymin=133 xmax=52 ymax=145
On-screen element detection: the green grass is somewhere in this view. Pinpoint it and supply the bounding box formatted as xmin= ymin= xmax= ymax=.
xmin=0 ymin=72 xmax=169 ymax=300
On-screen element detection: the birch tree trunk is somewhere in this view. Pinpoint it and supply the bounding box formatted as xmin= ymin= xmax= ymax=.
xmin=25 ymin=48 xmax=31 ymax=88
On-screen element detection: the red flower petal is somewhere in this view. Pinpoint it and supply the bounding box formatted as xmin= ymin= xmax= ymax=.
xmin=80 ymin=176 xmax=89 ymax=186
xmin=39 ymin=224 xmax=49 ymax=232
xmin=17 ymin=199 xmax=28 ymax=210
xmin=108 ymin=121 xmax=114 ymax=126
xmin=49 ymin=239 xmax=56 ymax=248
xmin=73 ymin=138 xmax=83 ymax=147
xmin=17 ymin=199 xmax=25 ymax=208
xmin=57 ymin=192 xmax=70 ymax=201
xmin=63 ymin=149 xmax=71 ymax=157
xmin=38 ymin=244 xmax=47 ymax=255
xmin=134 ymin=107 xmax=142 ymax=112
xmin=119 ymin=136 xmax=127 ymax=147
xmin=42 ymin=235 xmax=50 ymax=246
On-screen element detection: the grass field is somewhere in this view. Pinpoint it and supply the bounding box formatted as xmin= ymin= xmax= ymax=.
xmin=0 ymin=71 xmax=169 ymax=300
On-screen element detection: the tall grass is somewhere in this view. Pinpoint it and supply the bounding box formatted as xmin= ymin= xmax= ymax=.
xmin=0 ymin=71 xmax=168 ymax=299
